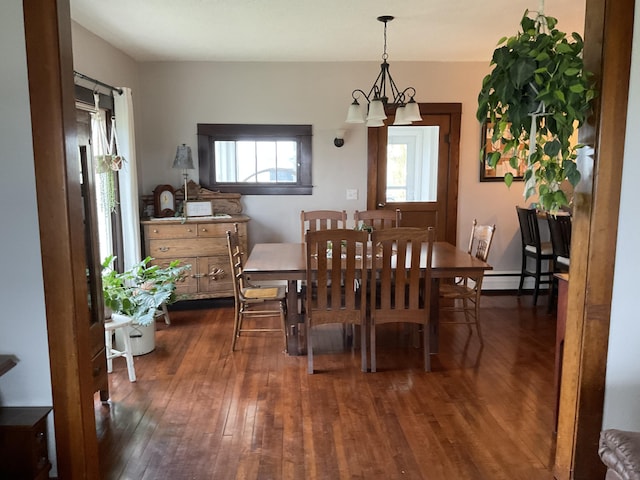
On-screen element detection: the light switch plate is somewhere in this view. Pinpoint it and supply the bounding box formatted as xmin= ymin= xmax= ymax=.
xmin=346 ymin=188 xmax=358 ymax=200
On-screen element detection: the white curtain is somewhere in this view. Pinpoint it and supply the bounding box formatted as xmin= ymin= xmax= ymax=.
xmin=113 ymin=87 xmax=141 ymax=271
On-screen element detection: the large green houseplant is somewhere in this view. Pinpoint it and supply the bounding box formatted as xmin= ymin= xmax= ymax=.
xmin=477 ymin=10 xmax=596 ymax=212
xmin=102 ymin=255 xmax=191 ymax=326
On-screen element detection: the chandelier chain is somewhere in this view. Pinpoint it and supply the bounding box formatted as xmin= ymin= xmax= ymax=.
xmin=382 ymin=20 xmax=388 ymax=61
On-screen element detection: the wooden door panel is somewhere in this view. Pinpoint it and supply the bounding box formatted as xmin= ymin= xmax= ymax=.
xmin=368 ymin=104 xmax=460 ymax=245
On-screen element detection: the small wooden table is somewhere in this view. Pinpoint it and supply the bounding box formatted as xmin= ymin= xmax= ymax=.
xmin=244 ymin=242 xmax=492 ymax=355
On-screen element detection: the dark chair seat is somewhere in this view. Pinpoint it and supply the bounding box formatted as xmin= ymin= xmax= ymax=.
xmin=547 ymin=212 xmax=572 ymax=312
xmin=516 ymin=206 xmax=554 ymax=306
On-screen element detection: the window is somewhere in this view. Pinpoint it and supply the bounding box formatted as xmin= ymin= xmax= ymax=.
xmin=198 ymin=124 xmax=313 ymax=195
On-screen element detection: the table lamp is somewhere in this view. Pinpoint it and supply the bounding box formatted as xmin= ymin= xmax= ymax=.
xmin=172 ymin=144 xmax=195 ymax=204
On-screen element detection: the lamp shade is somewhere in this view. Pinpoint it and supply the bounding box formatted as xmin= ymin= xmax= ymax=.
xmin=346 ymin=100 xmax=366 ymax=124
xmin=366 ymin=99 xmax=387 ymax=121
xmin=393 ymin=106 xmax=411 ymax=125
xmin=404 ymin=100 xmax=422 ymax=122
xmin=172 ymin=144 xmax=194 ymax=170
xmin=366 ymin=117 xmax=385 ymax=128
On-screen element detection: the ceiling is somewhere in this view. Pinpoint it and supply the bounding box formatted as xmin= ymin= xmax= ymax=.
xmin=69 ymin=0 xmax=585 ymax=63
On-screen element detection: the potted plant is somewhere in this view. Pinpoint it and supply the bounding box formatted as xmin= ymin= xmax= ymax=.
xmin=476 ymin=9 xmax=596 ymax=212
xmin=102 ymin=255 xmax=191 ymax=355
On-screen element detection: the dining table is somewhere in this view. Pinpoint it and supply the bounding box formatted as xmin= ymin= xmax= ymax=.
xmin=243 ymin=241 xmax=493 ymax=355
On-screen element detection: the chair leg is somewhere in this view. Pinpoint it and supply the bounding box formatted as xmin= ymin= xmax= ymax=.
xmin=371 ymin=323 xmax=377 ymax=373
xmin=423 ymin=322 xmax=431 ymax=372
xmin=279 ymin=306 xmax=287 ymax=353
xmin=307 ymin=322 xmax=314 ymax=374
xmin=533 ymin=256 xmax=542 ymax=306
xmin=231 ymin=305 xmax=241 ymax=352
xmin=360 ymin=322 xmax=367 ymax=373
xmin=518 ymin=251 xmax=526 ymax=295
xmin=474 ymin=297 xmax=483 ymax=344
xmin=462 ymin=297 xmax=473 ymax=333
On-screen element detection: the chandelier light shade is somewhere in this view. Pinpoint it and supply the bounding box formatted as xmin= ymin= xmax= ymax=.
xmin=346 ymin=16 xmax=423 ymax=127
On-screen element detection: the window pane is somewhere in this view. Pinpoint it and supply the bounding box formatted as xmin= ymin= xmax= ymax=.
xmin=199 ymin=124 xmax=312 ymax=195
xmin=215 ymin=139 xmax=299 ymax=184
xmin=386 ymin=126 xmax=439 ymax=202
xmin=215 ymin=141 xmax=237 ymax=182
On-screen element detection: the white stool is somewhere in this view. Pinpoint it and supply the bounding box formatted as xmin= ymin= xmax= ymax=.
xmin=105 ymin=315 xmax=136 ymax=382
xmin=155 ymin=302 xmax=171 ymax=325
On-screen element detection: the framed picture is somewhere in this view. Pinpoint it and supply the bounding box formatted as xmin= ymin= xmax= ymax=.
xmin=185 ymin=201 xmax=213 ymax=217
xmin=479 ymin=121 xmax=527 ymax=182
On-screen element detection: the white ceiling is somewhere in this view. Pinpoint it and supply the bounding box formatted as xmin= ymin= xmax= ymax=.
xmin=70 ymin=0 xmax=585 ymax=63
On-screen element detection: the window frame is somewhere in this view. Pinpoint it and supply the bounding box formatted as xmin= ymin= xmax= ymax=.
xmin=197 ymin=123 xmax=313 ymax=195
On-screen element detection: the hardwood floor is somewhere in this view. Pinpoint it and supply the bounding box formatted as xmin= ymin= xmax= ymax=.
xmin=96 ymin=295 xmax=558 ymax=479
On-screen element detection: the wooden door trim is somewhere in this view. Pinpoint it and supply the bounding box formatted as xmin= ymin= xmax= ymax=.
xmin=23 ymin=0 xmax=101 ymax=478
xmin=367 ymin=103 xmax=461 ymax=245
xmin=554 ymin=0 xmax=635 ymax=478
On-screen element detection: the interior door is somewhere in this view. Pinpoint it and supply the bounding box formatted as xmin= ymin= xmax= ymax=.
xmin=367 ymin=103 xmax=461 ymax=245
xmin=77 ymin=109 xmax=109 ymax=400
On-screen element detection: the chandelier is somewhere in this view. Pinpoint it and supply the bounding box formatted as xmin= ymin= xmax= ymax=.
xmin=346 ymin=16 xmax=422 ymax=127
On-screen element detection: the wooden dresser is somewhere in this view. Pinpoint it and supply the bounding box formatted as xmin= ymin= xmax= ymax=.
xmin=141 ymin=215 xmax=249 ymax=300
xmin=0 ymin=407 xmax=52 ymax=480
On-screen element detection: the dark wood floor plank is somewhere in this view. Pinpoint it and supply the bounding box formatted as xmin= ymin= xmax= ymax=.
xmin=97 ymin=295 xmax=558 ymax=479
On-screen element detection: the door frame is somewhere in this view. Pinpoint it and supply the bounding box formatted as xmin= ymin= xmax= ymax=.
xmin=23 ymin=0 xmax=632 ymax=478
xmin=367 ymin=103 xmax=461 ymax=245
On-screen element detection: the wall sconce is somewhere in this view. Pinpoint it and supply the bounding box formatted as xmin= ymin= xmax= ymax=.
xmin=334 ymin=129 xmax=345 ymax=148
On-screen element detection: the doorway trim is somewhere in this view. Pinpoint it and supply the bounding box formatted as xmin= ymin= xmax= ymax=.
xmin=367 ymin=103 xmax=461 ymax=245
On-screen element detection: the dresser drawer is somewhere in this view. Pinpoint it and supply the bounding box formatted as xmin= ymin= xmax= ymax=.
xmin=145 ymin=223 xmax=199 ymax=239
xmin=197 ymin=255 xmax=234 ymax=296
xmin=150 ymin=256 xmax=199 ymax=296
xmin=148 ymin=238 xmax=229 ymax=258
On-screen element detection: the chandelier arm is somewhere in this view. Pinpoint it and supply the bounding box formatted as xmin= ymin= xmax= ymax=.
xmin=351 ymin=89 xmax=370 ymax=103
xmin=385 ymin=70 xmax=404 ymax=105
xmin=367 ymin=66 xmax=387 ymax=101
xmin=345 ymin=15 xmax=420 ymax=126
xmin=396 ymin=86 xmax=417 ymax=105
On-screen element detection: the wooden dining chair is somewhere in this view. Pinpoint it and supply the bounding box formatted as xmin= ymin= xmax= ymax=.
xmin=354 ymin=208 xmax=401 ymax=231
xmin=300 ymin=210 xmax=347 ymax=241
xmin=439 ymin=219 xmax=496 ymax=343
xmin=370 ymin=227 xmax=435 ymax=372
xmin=516 ymin=206 xmax=554 ymax=305
xmin=305 ymin=229 xmax=369 ymax=373
xmin=226 ymin=229 xmax=287 ymax=353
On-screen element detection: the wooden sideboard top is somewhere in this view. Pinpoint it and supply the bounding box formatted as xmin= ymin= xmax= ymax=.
xmin=141 ymin=214 xmax=250 ymax=225
xmin=0 ymin=355 xmax=17 ymax=377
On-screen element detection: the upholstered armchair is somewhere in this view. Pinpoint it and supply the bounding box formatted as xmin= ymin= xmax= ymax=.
xmin=599 ymin=429 xmax=640 ymax=480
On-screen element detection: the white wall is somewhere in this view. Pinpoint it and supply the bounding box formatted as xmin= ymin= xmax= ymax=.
xmin=69 ymin=22 xmax=549 ymax=284
xmin=602 ymin=3 xmax=640 ymax=431
xmin=132 ymin=60 xmax=528 ymax=277
xmin=0 ymin=0 xmax=56 ymax=473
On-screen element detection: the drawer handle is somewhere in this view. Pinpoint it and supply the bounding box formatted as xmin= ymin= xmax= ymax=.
xmin=192 ymin=273 xmax=205 ymax=279
xmin=159 ymin=246 xmax=170 ymax=252
xmin=209 ymin=268 xmax=225 ymax=280
xmin=201 ymin=228 xmax=207 ymax=232
xmin=153 ymin=229 xmax=159 ymax=233
xmin=187 ymin=228 xmax=193 ymax=232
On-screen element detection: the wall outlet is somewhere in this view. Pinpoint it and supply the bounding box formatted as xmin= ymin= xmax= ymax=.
xmin=346 ymin=188 xmax=358 ymax=200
